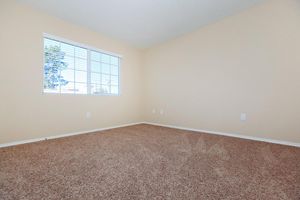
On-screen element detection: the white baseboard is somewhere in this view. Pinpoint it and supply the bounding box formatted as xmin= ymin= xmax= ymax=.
xmin=143 ymin=122 xmax=300 ymax=148
xmin=1 ymin=121 xmax=299 ymax=148
xmin=0 ymin=122 xmax=143 ymax=148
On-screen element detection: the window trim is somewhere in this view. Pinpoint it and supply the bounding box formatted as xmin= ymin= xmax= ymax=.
xmin=42 ymin=33 xmax=122 ymax=96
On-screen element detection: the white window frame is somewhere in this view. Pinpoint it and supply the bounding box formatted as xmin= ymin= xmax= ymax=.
xmin=43 ymin=33 xmax=122 ymax=96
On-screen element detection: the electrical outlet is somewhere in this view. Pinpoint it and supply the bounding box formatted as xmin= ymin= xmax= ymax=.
xmin=160 ymin=109 xmax=164 ymax=115
xmin=240 ymin=113 xmax=247 ymax=121
xmin=86 ymin=112 xmax=92 ymax=119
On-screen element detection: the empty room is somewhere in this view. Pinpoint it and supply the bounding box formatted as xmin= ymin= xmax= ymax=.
xmin=0 ymin=0 xmax=299 ymax=199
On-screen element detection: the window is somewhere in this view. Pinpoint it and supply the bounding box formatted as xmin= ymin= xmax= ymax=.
xmin=43 ymin=35 xmax=120 ymax=95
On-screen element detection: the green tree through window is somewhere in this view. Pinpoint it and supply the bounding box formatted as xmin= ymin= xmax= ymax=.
xmin=44 ymin=45 xmax=68 ymax=90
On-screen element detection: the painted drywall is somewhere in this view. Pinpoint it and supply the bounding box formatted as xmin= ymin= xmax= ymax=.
xmin=1 ymin=0 xmax=300 ymax=145
xmin=0 ymin=0 xmax=143 ymax=144
xmin=143 ymin=0 xmax=300 ymax=143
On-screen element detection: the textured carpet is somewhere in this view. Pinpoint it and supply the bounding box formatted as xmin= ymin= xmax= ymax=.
xmin=0 ymin=124 xmax=299 ymax=200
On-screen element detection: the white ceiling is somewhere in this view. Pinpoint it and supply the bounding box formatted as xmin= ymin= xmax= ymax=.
xmin=18 ymin=0 xmax=265 ymax=48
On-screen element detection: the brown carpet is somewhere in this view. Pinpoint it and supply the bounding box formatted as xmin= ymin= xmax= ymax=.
xmin=0 ymin=124 xmax=299 ymax=200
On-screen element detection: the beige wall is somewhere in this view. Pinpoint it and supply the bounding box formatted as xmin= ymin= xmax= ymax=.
xmin=1 ymin=0 xmax=300 ymax=145
xmin=0 ymin=0 xmax=143 ymax=144
xmin=143 ymin=0 xmax=300 ymax=143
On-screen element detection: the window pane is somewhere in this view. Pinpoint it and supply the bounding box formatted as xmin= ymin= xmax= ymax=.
xmin=61 ymin=43 xmax=74 ymax=56
xmin=111 ymin=85 xmax=118 ymax=95
xmin=75 ymin=83 xmax=87 ymax=94
xmin=75 ymin=71 xmax=87 ymax=83
xmin=110 ymin=56 xmax=119 ymax=66
xmin=101 ymin=74 xmax=110 ymax=85
xmin=111 ymin=75 xmax=118 ymax=85
xmin=75 ymin=47 xmax=87 ymax=59
xmin=111 ymin=66 xmax=119 ymax=76
xmin=101 ymin=85 xmax=110 ymax=94
xmin=44 ymin=38 xmax=63 ymax=93
xmin=91 ymin=84 xmax=105 ymax=95
xmin=61 ymin=82 xmax=74 ymax=94
xmin=102 ymin=63 xmax=110 ymax=74
xmin=44 ymin=38 xmax=60 ymax=48
xmin=91 ymin=51 xmax=100 ymax=61
xmin=75 ymin=58 xmax=87 ymax=71
xmin=91 ymin=61 xmax=101 ymax=73
xmin=61 ymin=69 xmax=74 ymax=82
xmin=63 ymin=56 xmax=74 ymax=69
xmin=91 ymin=73 xmax=101 ymax=84
xmin=101 ymin=54 xmax=110 ymax=64
xmin=44 ymin=87 xmax=59 ymax=93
